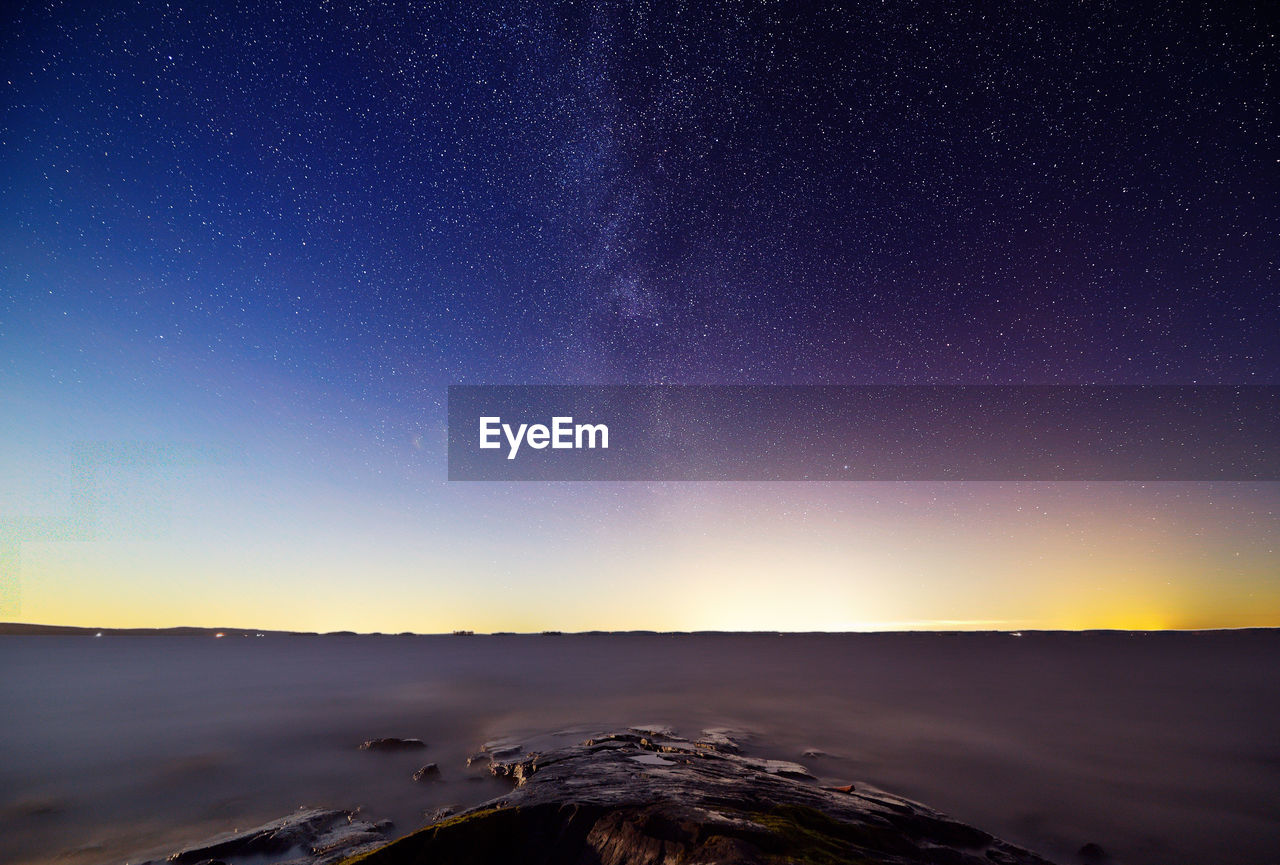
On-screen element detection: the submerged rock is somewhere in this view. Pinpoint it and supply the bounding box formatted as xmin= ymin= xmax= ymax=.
xmin=351 ymin=730 xmax=1058 ymax=865
xmin=358 ymin=738 xmax=426 ymax=752
xmin=479 ymin=737 xmax=522 ymax=756
xmin=1076 ymin=842 xmax=1112 ymax=863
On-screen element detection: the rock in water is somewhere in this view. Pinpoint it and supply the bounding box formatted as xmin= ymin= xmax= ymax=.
xmin=351 ymin=730 xmax=1058 ymax=865
xmin=144 ymin=808 xmax=391 ymax=865
xmin=411 ymin=763 xmax=441 ymax=782
xmin=358 ymin=737 xmax=426 ymax=752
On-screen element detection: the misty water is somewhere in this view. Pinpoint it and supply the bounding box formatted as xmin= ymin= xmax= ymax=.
xmin=2 ymin=631 xmax=1277 ymax=865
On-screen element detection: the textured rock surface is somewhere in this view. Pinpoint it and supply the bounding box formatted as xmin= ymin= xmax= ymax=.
xmin=144 ymin=808 xmax=392 ymax=865
xmin=346 ymin=730 xmax=1057 ymax=865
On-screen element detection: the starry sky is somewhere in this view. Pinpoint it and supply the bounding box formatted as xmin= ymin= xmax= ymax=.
xmin=1 ymin=0 xmax=1276 ymax=632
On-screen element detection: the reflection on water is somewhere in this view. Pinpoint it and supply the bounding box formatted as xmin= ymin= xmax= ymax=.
xmin=1 ymin=631 xmax=1278 ymax=865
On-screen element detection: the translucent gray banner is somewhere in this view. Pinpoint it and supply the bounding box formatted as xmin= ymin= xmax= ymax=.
xmin=447 ymin=386 xmax=1279 ymax=481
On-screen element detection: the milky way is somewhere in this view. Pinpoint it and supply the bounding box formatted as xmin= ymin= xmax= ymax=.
xmin=5 ymin=1 xmax=1274 ymax=394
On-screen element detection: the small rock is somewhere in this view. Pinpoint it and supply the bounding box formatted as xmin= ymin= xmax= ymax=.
xmin=358 ymin=737 xmax=426 ymax=752
xmin=801 ymin=748 xmax=828 ymax=758
xmin=412 ymin=763 xmax=441 ymax=782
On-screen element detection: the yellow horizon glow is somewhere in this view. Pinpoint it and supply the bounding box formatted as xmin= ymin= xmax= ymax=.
xmin=9 ymin=533 xmax=1278 ymax=635
xmin=3 ymin=456 xmax=1276 ymax=635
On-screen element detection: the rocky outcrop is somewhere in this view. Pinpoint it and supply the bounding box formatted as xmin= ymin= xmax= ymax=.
xmin=147 ymin=808 xmax=391 ymax=865
xmin=138 ymin=729 xmax=1057 ymax=865
xmin=346 ymin=729 xmax=1056 ymax=865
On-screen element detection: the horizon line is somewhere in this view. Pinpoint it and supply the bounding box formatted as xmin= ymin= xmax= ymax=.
xmin=3 ymin=621 xmax=1278 ymax=637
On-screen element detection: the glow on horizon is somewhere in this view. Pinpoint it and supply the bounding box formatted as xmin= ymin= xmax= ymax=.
xmin=7 ymin=478 xmax=1279 ymax=634
xmin=3 ymin=358 xmax=1277 ymax=635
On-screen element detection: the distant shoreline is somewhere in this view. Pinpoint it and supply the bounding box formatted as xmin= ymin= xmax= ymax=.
xmin=2 ymin=621 xmax=1276 ymax=637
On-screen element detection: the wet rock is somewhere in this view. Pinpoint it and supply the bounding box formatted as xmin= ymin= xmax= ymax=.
xmin=695 ymin=731 xmax=742 ymax=753
xmin=740 ymin=756 xmax=815 ymax=779
xmin=480 ymin=737 xmax=522 ymax=756
xmin=411 ymin=763 xmax=441 ymax=782
xmin=351 ymin=730 xmax=1059 ymax=865
xmin=309 ymin=818 xmax=390 ymax=862
xmin=425 ymin=806 xmax=456 ymax=822
xmin=627 ymin=723 xmax=675 ymax=737
xmin=584 ymin=732 xmax=647 ymax=748
xmin=466 ymin=738 xmax=523 ymax=769
xmin=144 ymin=807 xmax=392 ymax=865
xmin=358 ymin=737 xmax=426 ymax=751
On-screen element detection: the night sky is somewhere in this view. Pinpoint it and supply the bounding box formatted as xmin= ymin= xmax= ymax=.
xmin=2 ymin=1 xmax=1276 ymax=632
